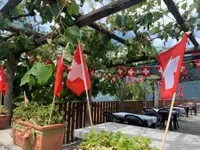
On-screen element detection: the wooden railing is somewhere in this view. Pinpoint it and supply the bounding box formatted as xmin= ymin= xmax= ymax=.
xmin=57 ymin=99 xmax=200 ymax=144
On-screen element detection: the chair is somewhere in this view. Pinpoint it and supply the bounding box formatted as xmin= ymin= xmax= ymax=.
xmin=103 ymin=112 xmax=124 ymax=123
xmin=158 ymin=109 xmax=173 ymax=131
xmin=124 ymin=115 xmax=148 ymax=127
xmin=143 ymin=108 xmax=157 ymax=114
xmin=126 ymin=110 xmax=138 ymax=114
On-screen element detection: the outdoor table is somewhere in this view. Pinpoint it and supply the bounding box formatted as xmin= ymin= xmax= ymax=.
xmin=153 ymin=108 xmax=178 ymax=115
xmin=173 ymin=107 xmax=186 ymax=116
xmin=113 ymin=112 xmax=157 ymax=127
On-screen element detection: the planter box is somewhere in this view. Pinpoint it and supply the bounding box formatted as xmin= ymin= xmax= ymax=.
xmin=0 ymin=115 xmax=10 ymax=129
xmin=12 ymin=120 xmax=65 ymax=150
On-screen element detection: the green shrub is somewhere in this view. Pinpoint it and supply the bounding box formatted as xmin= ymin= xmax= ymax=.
xmin=0 ymin=105 xmax=8 ymax=115
xmin=13 ymin=102 xmax=64 ymax=126
xmin=80 ymin=130 xmax=158 ymax=150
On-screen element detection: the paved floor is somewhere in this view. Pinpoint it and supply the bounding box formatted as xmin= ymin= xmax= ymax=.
xmin=74 ymin=115 xmax=200 ymax=150
xmin=1 ymin=115 xmax=200 ymax=150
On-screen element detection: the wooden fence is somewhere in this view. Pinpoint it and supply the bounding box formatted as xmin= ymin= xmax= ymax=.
xmin=57 ymin=99 xmax=200 ymax=144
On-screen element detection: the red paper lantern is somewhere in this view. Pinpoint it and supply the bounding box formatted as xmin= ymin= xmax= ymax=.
xmin=178 ymin=86 xmax=183 ymax=98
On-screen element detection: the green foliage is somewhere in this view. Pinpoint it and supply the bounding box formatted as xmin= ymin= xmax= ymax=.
xmin=20 ymin=62 xmax=53 ymax=87
xmin=80 ymin=130 xmax=158 ymax=150
xmin=0 ymin=105 xmax=8 ymax=115
xmin=13 ymin=102 xmax=64 ymax=126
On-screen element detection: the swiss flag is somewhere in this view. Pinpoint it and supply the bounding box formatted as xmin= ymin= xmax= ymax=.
xmin=141 ymin=66 xmax=150 ymax=76
xmin=54 ymin=55 xmax=64 ymax=98
xmin=106 ymin=73 xmax=111 ymax=80
xmin=180 ymin=63 xmax=187 ymax=75
xmin=0 ymin=65 xmax=7 ymax=95
xmin=127 ymin=68 xmax=136 ymax=77
xmin=66 ymin=43 xmax=91 ymax=96
xmin=158 ymin=33 xmax=189 ymax=100
xmin=98 ymin=70 xmax=103 ymax=80
xmin=89 ymin=69 xmax=95 ymax=78
xmin=111 ymin=75 xmax=116 ymax=83
xmin=194 ymin=59 xmax=200 ymax=70
xmin=156 ymin=66 xmax=163 ymax=76
xmin=116 ymin=67 xmax=124 ymax=77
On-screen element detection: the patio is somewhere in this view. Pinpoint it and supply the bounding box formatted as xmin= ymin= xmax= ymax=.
xmin=73 ymin=114 xmax=200 ymax=150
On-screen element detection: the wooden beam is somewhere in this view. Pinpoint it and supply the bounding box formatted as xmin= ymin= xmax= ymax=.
xmin=88 ymin=23 xmax=126 ymax=44
xmin=163 ymin=0 xmax=199 ymax=47
xmin=9 ymin=26 xmax=44 ymax=38
xmin=75 ymin=0 xmax=145 ymax=27
xmin=0 ymin=0 xmax=22 ymax=15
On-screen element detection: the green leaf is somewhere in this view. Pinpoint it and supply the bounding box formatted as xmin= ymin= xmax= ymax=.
xmin=51 ymin=3 xmax=59 ymax=16
xmin=181 ymin=3 xmax=187 ymax=10
xmin=30 ymin=63 xmax=53 ymax=85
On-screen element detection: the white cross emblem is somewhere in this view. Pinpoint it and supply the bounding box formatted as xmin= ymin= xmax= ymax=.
xmin=117 ymin=68 xmax=123 ymax=75
xmin=181 ymin=66 xmax=185 ymax=72
xmin=163 ymin=56 xmax=180 ymax=89
xmin=128 ymin=69 xmax=135 ymax=76
xmin=143 ymin=68 xmax=149 ymax=75
xmin=0 ymin=75 xmax=2 ymax=81
xmin=90 ymin=70 xmax=95 ymax=76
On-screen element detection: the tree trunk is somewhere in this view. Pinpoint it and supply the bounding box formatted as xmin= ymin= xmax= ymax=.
xmin=120 ymin=81 xmax=125 ymax=111
xmin=4 ymin=53 xmax=19 ymax=115
xmin=154 ymin=81 xmax=159 ymax=108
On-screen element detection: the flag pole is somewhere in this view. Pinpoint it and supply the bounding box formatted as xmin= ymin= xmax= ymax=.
xmin=78 ymin=40 xmax=93 ymax=127
xmin=160 ymin=92 xmax=176 ymax=150
xmin=0 ymin=92 xmax=2 ymax=114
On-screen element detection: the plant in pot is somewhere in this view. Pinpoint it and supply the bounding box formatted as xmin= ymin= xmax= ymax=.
xmin=12 ymin=101 xmax=65 ymax=150
xmin=80 ymin=130 xmax=159 ymax=150
xmin=0 ymin=105 xmax=10 ymax=129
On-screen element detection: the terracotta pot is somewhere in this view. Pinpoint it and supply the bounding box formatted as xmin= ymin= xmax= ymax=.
xmin=0 ymin=114 xmax=10 ymax=129
xmin=12 ymin=120 xmax=65 ymax=150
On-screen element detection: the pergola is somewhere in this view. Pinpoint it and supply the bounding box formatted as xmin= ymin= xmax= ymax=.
xmin=1 ymin=0 xmax=200 ymax=113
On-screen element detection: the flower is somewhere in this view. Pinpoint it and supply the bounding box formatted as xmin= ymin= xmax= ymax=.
xmin=55 ymin=23 xmax=60 ymax=29
xmin=60 ymin=12 xmax=66 ymax=18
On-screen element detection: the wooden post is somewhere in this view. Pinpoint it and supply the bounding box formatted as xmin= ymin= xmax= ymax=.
xmin=160 ymin=93 xmax=176 ymax=150
xmin=0 ymin=92 xmax=2 ymax=114
xmin=120 ymin=80 xmax=125 ymax=111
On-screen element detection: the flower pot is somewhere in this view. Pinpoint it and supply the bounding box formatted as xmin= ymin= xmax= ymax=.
xmin=0 ymin=114 xmax=10 ymax=129
xmin=12 ymin=120 xmax=65 ymax=150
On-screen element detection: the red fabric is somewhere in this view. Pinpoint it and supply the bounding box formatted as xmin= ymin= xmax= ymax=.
xmin=116 ymin=67 xmax=124 ymax=77
xmin=0 ymin=65 xmax=7 ymax=95
xmin=180 ymin=63 xmax=187 ymax=75
xmin=178 ymin=86 xmax=183 ymax=98
xmin=106 ymin=73 xmax=111 ymax=80
xmin=63 ymin=64 xmax=70 ymax=71
xmin=43 ymin=59 xmax=53 ymax=65
xmin=98 ymin=71 xmax=103 ymax=79
xmin=158 ymin=33 xmax=189 ymax=100
xmin=141 ymin=66 xmax=150 ymax=76
xmin=89 ymin=69 xmax=95 ymax=77
xmin=66 ymin=43 xmax=91 ymax=96
xmin=156 ymin=66 xmax=163 ymax=76
xmin=194 ymin=59 xmax=200 ymax=70
xmin=53 ymin=55 xmax=63 ymax=98
xmin=127 ymin=68 xmax=136 ymax=77
xmin=111 ymin=75 xmax=116 ymax=83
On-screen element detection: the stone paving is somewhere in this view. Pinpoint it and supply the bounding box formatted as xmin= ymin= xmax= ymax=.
xmin=1 ymin=115 xmax=200 ymax=150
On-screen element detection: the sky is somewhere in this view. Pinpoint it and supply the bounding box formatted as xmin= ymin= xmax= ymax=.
xmin=1 ymin=0 xmax=200 ymax=52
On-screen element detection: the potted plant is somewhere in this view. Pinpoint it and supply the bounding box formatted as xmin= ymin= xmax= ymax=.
xmin=0 ymin=105 xmax=10 ymax=129
xmin=80 ymin=130 xmax=159 ymax=150
xmin=12 ymin=102 xmax=65 ymax=150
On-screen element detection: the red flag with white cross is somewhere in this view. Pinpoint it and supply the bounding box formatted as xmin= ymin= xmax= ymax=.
xmin=127 ymin=68 xmax=136 ymax=77
xmin=158 ymin=33 xmax=189 ymax=100
xmin=156 ymin=65 xmax=163 ymax=76
xmin=141 ymin=66 xmax=150 ymax=76
xmin=116 ymin=67 xmax=124 ymax=77
xmin=180 ymin=63 xmax=187 ymax=75
xmin=89 ymin=69 xmax=95 ymax=78
xmin=66 ymin=43 xmax=91 ymax=96
xmin=111 ymin=75 xmax=116 ymax=83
